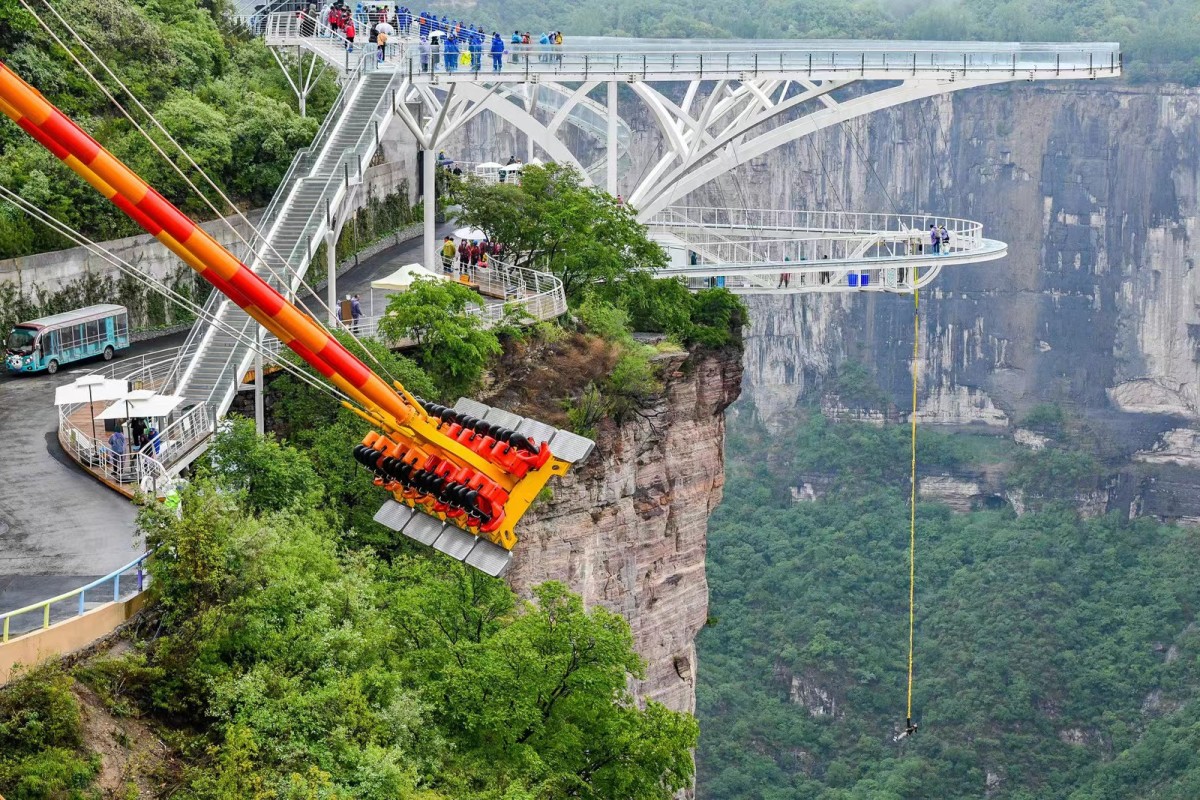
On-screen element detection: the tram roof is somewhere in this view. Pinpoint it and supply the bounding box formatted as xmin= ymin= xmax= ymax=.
xmin=17 ymin=304 xmax=127 ymax=330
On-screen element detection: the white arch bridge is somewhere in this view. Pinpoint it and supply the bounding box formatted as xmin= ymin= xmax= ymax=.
xmin=258 ymin=12 xmax=1119 ymax=278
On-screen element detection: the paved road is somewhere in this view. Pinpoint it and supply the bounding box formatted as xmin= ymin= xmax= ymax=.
xmin=310 ymin=223 xmax=456 ymax=318
xmin=0 ymin=224 xmax=458 ymax=618
xmin=0 ymin=334 xmax=184 ymax=615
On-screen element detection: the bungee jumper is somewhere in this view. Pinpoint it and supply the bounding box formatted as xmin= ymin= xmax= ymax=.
xmin=0 ymin=58 xmax=592 ymax=576
xmin=894 ymin=718 xmax=918 ymax=742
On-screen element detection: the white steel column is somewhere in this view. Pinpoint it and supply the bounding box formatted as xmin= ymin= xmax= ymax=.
xmin=253 ymin=327 xmax=265 ymax=436
xmin=607 ymin=80 xmax=618 ymax=196
xmin=325 ymin=229 xmax=338 ymax=327
xmin=423 ymin=148 xmax=437 ymax=270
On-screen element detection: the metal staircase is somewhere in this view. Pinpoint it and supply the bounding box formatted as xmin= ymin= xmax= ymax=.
xmin=166 ymin=62 xmax=401 ymax=432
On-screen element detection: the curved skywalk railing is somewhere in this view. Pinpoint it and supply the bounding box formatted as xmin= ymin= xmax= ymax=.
xmin=647 ymin=207 xmax=1006 ymax=294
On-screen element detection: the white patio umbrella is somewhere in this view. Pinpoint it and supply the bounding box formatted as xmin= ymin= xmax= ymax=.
xmin=54 ymin=374 xmax=129 ymax=443
xmin=53 ymin=374 xmax=127 ymax=406
xmin=95 ymin=390 xmax=184 ymax=421
xmin=453 ymin=226 xmax=488 ymax=242
xmin=376 ymin=21 xmax=394 ymax=35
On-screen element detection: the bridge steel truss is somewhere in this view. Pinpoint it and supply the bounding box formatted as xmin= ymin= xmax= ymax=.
xmin=261 ymin=16 xmax=1120 ymax=282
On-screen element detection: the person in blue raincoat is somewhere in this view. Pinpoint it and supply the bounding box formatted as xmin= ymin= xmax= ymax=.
xmin=491 ymin=32 xmax=505 ymax=71
xmin=444 ymin=34 xmax=458 ymax=72
xmin=538 ymin=31 xmax=550 ymax=62
xmin=469 ymin=31 xmax=483 ymax=72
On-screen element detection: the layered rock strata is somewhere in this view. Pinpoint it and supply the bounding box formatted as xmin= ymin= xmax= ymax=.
xmin=510 ymin=348 xmax=743 ymax=714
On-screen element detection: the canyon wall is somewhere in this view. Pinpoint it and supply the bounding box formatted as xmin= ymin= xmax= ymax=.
xmin=454 ymin=81 xmax=1200 ymax=445
xmin=721 ymin=83 xmax=1200 ymax=438
xmin=511 ymin=348 xmax=743 ymax=714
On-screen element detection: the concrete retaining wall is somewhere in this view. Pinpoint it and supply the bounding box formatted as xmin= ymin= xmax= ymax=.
xmin=0 ymin=593 xmax=147 ymax=685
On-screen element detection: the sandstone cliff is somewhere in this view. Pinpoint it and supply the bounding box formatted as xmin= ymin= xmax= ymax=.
xmin=510 ymin=348 xmax=743 ymax=714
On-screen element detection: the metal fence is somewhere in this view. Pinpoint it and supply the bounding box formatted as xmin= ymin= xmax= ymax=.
xmin=0 ymin=555 xmax=148 ymax=642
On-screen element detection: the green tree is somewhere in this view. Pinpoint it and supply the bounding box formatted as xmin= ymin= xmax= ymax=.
xmin=454 ymin=164 xmax=667 ymax=301
xmin=204 ymin=416 xmax=323 ymax=514
xmin=376 ymin=278 xmax=501 ymax=399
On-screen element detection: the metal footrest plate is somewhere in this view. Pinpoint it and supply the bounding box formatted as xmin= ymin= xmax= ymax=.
xmin=432 ymin=526 xmax=477 ymax=561
xmin=452 ymin=397 xmax=596 ymax=464
xmin=373 ymin=499 xmax=414 ymax=531
xmin=464 ymin=539 xmax=513 ymax=577
xmin=374 ymin=500 xmax=516 ymax=578
xmin=403 ymin=511 xmax=446 ymax=546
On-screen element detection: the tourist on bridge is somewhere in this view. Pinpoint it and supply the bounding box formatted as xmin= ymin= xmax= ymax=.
xmin=377 ymin=28 xmax=389 ymax=62
xmin=929 ymin=223 xmax=939 ymax=255
xmin=419 ymin=35 xmax=430 ymax=72
xmin=538 ymin=32 xmax=550 ymax=62
xmin=344 ymin=18 xmax=356 ymax=51
xmin=511 ymin=30 xmax=521 ymax=63
xmin=778 ymin=257 xmax=791 ymax=288
xmin=430 ymin=31 xmax=442 ymax=70
xmin=939 ymin=225 xmax=950 ymax=253
xmin=350 ymin=294 xmax=363 ymax=332
xmin=441 ymin=236 xmax=456 ymax=273
xmin=491 ymin=33 xmax=505 ymax=72
xmin=445 ymin=35 xmax=459 ymax=72
xmin=469 ymin=33 xmax=483 ymax=72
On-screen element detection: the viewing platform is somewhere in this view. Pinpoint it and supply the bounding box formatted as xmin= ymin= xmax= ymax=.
xmin=646 ymin=207 xmax=1006 ymax=294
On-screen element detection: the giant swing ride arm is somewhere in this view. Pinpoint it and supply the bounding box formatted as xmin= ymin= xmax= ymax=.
xmin=0 ymin=60 xmax=574 ymax=552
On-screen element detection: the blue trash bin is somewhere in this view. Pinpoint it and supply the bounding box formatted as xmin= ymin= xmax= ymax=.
xmin=860 ymin=273 xmax=870 ymax=287
xmin=847 ymin=273 xmax=859 ymax=287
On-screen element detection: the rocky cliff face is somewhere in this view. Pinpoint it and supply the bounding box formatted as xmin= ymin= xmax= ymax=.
xmin=454 ymin=82 xmax=1200 ymax=441
xmin=509 ymin=348 xmax=743 ymax=714
xmin=721 ymin=83 xmax=1200 ymax=440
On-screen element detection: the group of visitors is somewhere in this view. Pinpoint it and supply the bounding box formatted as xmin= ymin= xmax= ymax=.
xmin=416 ymin=27 xmax=512 ymax=74
xmin=104 ymin=419 xmax=161 ymax=474
xmin=440 ymin=236 xmax=503 ymax=276
xmin=928 ymin=223 xmax=951 ymax=254
xmin=301 ymin=4 xmax=567 ymax=73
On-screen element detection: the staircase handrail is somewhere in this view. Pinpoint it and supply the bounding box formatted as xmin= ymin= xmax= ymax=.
xmin=163 ymin=43 xmax=375 ymax=396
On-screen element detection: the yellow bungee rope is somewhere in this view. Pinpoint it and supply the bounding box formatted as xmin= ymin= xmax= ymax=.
xmin=899 ymin=280 xmax=920 ymax=743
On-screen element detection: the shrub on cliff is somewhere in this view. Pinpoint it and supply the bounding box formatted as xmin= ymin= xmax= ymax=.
xmin=0 ymin=665 xmax=100 ymax=796
xmin=377 ymin=277 xmax=503 ymax=400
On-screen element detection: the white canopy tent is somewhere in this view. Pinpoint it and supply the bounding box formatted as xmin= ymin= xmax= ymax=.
xmin=95 ymin=390 xmax=185 ymax=421
xmin=370 ymin=263 xmax=451 ymax=292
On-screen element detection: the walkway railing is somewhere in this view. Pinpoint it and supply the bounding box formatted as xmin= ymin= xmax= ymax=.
xmin=55 ymin=347 xmax=215 ymax=491
xmin=258 ymin=12 xmax=1119 ymax=81
xmin=648 ymin=206 xmax=985 ymax=242
xmin=0 ymin=555 xmax=148 ymax=642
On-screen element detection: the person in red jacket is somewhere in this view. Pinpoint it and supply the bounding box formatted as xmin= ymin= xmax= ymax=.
xmin=457 ymin=238 xmax=470 ymax=271
xmin=345 ymin=19 xmax=356 ymax=52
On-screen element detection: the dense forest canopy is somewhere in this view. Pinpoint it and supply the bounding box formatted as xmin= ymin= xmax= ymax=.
xmin=469 ymin=0 xmax=1200 ymax=84
xmin=697 ymin=411 xmax=1200 ymax=798
xmin=0 ymin=0 xmax=334 ymax=258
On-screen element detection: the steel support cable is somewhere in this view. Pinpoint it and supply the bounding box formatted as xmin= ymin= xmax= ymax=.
xmin=837 ymin=113 xmax=902 ymax=218
xmin=24 ymin=0 xmax=401 ymax=386
xmin=0 ymin=185 xmax=351 ymax=406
